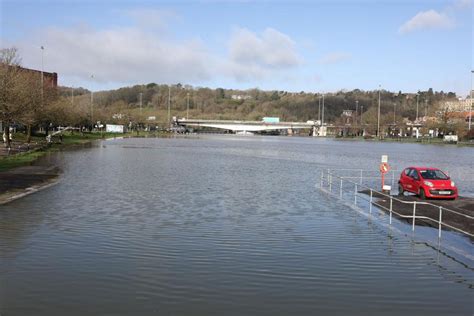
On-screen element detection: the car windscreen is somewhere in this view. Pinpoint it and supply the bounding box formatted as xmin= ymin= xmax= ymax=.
xmin=419 ymin=169 xmax=449 ymax=180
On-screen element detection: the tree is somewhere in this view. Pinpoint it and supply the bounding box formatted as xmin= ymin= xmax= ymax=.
xmin=18 ymin=71 xmax=42 ymax=142
xmin=0 ymin=47 xmax=27 ymax=148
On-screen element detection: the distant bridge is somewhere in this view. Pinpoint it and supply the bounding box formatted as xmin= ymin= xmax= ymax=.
xmin=174 ymin=118 xmax=322 ymax=134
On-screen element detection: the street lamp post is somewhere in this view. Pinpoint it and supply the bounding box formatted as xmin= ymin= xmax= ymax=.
xmin=393 ymin=102 xmax=396 ymax=125
xmin=139 ymin=92 xmax=143 ymax=114
xmin=90 ymin=75 xmax=94 ymax=126
xmin=321 ymin=93 xmax=325 ymax=126
xmin=377 ymin=85 xmax=381 ymax=139
xmin=425 ymin=98 xmax=427 ymax=116
xmin=416 ymin=93 xmax=419 ymax=122
xmin=355 ymin=100 xmax=359 ymax=126
xmin=167 ymin=85 xmax=171 ymax=128
xmin=186 ymin=92 xmax=190 ymax=120
xmin=469 ymin=70 xmax=473 ymax=131
xmin=40 ymin=46 xmax=44 ymax=100
xmin=318 ymin=95 xmax=321 ymax=123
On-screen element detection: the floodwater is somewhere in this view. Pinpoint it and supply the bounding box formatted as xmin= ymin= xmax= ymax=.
xmin=1 ymin=136 xmax=473 ymax=315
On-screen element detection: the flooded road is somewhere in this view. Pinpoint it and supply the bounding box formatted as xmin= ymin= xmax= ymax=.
xmin=1 ymin=136 xmax=473 ymax=315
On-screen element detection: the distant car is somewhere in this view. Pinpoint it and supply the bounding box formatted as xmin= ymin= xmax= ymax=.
xmin=398 ymin=167 xmax=458 ymax=200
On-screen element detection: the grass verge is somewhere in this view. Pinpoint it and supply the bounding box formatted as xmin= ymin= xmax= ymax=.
xmin=0 ymin=131 xmax=139 ymax=172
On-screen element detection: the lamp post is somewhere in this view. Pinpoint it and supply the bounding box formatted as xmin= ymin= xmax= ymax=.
xmin=424 ymin=99 xmax=428 ymax=118
xmin=139 ymin=92 xmax=143 ymax=114
xmin=469 ymin=70 xmax=473 ymax=131
xmin=321 ymin=93 xmax=325 ymax=126
xmin=167 ymin=85 xmax=171 ymax=128
xmin=416 ymin=93 xmax=419 ymax=122
xmin=377 ymin=85 xmax=381 ymax=139
xmin=393 ymin=102 xmax=396 ymax=125
xmin=186 ymin=92 xmax=190 ymax=120
xmin=90 ymin=75 xmax=94 ymax=125
xmin=40 ymin=46 xmax=44 ymax=100
xmin=318 ymin=95 xmax=321 ymax=123
xmin=355 ymin=100 xmax=359 ymax=126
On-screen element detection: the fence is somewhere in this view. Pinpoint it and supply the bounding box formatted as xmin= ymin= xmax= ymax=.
xmin=319 ymin=168 xmax=474 ymax=239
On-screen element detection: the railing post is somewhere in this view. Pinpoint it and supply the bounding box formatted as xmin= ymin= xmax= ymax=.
xmin=339 ymin=179 xmax=343 ymax=199
xmin=412 ymin=201 xmax=416 ymax=231
xmin=438 ymin=207 xmax=442 ymax=239
xmin=354 ymin=183 xmax=357 ymax=205
xmin=369 ymin=189 xmax=373 ymax=214
xmin=391 ymin=170 xmax=395 ymax=190
xmin=320 ymin=170 xmax=324 ymax=189
xmin=329 ymin=172 xmax=332 ymax=192
xmin=389 ymin=197 xmax=393 ymax=224
xmin=360 ymin=169 xmax=363 ymax=185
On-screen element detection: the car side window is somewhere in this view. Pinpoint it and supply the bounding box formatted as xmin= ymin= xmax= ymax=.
xmin=412 ymin=170 xmax=419 ymax=180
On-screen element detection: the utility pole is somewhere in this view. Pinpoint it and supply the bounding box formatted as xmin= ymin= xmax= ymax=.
xmin=377 ymin=85 xmax=381 ymax=139
xmin=167 ymin=85 xmax=171 ymax=128
xmin=71 ymin=86 xmax=74 ymax=105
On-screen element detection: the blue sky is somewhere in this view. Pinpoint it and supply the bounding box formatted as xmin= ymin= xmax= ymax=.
xmin=1 ymin=0 xmax=472 ymax=96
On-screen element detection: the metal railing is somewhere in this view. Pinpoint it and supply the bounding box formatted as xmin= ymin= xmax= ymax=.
xmin=319 ymin=168 xmax=474 ymax=239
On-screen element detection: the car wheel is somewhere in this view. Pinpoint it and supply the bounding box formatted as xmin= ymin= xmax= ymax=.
xmin=419 ymin=188 xmax=426 ymax=200
xmin=398 ymin=184 xmax=404 ymax=196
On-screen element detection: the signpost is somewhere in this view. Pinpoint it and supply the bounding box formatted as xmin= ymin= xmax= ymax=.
xmin=380 ymin=155 xmax=391 ymax=192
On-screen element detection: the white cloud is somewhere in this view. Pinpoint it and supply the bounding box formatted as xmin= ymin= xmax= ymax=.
xmin=229 ymin=27 xmax=301 ymax=68
xmin=11 ymin=11 xmax=302 ymax=87
xmin=318 ymin=52 xmax=351 ymax=65
xmin=226 ymin=27 xmax=302 ymax=80
xmin=452 ymin=0 xmax=472 ymax=9
xmin=399 ymin=9 xmax=455 ymax=34
xmin=16 ymin=24 xmax=213 ymax=86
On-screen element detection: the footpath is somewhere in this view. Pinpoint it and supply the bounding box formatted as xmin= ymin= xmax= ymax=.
xmin=0 ymin=165 xmax=61 ymax=205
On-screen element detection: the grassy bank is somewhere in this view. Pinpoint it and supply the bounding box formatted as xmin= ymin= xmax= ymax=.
xmin=0 ymin=131 xmax=143 ymax=172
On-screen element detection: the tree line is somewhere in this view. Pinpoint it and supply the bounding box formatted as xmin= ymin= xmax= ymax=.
xmin=1 ymin=46 xmax=466 ymax=146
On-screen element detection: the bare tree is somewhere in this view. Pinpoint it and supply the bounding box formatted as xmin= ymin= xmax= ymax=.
xmin=0 ymin=47 xmax=27 ymax=148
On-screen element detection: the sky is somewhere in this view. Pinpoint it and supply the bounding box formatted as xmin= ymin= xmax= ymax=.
xmin=1 ymin=0 xmax=472 ymax=95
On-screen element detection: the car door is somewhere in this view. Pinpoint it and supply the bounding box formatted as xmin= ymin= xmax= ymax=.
xmin=405 ymin=169 xmax=417 ymax=193
xmin=410 ymin=169 xmax=421 ymax=193
xmin=400 ymin=168 xmax=412 ymax=191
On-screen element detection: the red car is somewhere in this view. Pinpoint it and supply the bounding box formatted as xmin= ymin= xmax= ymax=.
xmin=398 ymin=167 xmax=458 ymax=200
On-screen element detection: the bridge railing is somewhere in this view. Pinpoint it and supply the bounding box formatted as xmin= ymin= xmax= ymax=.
xmin=319 ymin=169 xmax=474 ymax=239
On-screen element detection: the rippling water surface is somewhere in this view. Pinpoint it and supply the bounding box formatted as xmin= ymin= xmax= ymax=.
xmin=1 ymin=136 xmax=473 ymax=315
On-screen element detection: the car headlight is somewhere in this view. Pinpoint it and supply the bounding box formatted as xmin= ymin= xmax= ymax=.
xmin=424 ymin=181 xmax=434 ymax=187
xmin=451 ymin=181 xmax=455 ymax=187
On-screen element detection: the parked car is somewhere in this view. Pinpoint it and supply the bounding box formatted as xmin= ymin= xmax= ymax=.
xmin=398 ymin=167 xmax=458 ymax=200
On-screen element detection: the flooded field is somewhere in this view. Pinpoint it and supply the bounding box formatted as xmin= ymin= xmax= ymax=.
xmin=1 ymin=136 xmax=472 ymax=315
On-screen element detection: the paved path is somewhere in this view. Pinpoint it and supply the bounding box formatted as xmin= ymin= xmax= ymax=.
xmin=0 ymin=165 xmax=61 ymax=204
xmin=361 ymin=190 xmax=474 ymax=237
